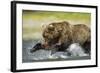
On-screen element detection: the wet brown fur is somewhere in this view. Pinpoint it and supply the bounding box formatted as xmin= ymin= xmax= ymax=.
xmin=42 ymin=21 xmax=91 ymax=49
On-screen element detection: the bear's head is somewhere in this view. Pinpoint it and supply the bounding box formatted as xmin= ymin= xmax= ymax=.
xmin=42 ymin=21 xmax=70 ymax=46
xmin=42 ymin=23 xmax=60 ymax=46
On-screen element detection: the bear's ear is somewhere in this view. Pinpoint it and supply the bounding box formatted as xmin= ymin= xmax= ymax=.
xmin=41 ymin=24 xmax=49 ymax=32
xmin=48 ymin=24 xmax=54 ymax=31
xmin=41 ymin=24 xmax=47 ymax=29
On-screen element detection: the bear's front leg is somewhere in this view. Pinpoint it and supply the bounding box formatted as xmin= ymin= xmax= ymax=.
xmin=54 ymin=39 xmax=63 ymax=50
xmin=55 ymin=36 xmax=65 ymax=47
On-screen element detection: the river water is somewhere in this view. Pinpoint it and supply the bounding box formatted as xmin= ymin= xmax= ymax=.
xmin=22 ymin=40 xmax=90 ymax=63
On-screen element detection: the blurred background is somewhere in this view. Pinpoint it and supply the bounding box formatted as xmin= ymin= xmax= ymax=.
xmin=22 ymin=10 xmax=91 ymax=40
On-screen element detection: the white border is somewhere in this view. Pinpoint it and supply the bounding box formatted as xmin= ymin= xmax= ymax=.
xmin=16 ymin=3 xmax=96 ymax=70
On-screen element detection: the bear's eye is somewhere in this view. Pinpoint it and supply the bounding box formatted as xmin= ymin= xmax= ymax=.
xmin=48 ymin=27 xmax=54 ymax=31
xmin=43 ymin=32 xmax=46 ymax=37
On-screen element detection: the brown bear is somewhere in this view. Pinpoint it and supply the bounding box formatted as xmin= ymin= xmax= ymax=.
xmin=42 ymin=21 xmax=91 ymax=51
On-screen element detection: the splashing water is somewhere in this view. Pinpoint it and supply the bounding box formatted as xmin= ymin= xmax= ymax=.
xmin=22 ymin=40 xmax=90 ymax=62
xmin=67 ymin=43 xmax=89 ymax=56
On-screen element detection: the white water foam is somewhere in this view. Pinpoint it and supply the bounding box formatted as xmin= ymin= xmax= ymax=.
xmin=67 ymin=43 xmax=89 ymax=56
